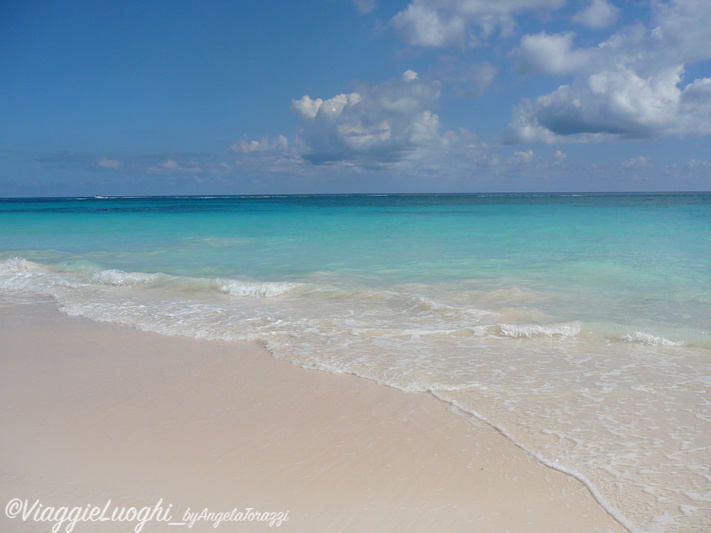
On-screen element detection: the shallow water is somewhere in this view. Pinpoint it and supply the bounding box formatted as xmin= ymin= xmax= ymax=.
xmin=1 ymin=193 xmax=710 ymax=531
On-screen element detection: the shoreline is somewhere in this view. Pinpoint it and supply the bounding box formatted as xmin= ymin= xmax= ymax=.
xmin=0 ymin=294 xmax=627 ymax=532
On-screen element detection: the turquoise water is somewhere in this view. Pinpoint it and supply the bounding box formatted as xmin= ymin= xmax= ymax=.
xmin=1 ymin=193 xmax=710 ymax=531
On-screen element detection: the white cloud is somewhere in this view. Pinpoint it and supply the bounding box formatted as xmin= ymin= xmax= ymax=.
xmin=230 ymin=135 xmax=289 ymax=153
xmin=677 ymin=76 xmax=711 ymax=134
xmin=150 ymin=159 xmax=204 ymax=175
xmin=622 ymin=156 xmax=652 ymax=168
xmin=392 ymin=0 xmax=565 ymax=48
xmin=403 ymin=69 xmax=419 ymax=82
xmin=292 ymin=71 xmax=455 ymax=167
xmin=94 ymin=156 xmax=122 ymax=170
xmin=515 ymin=32 xmax=592 ymax=75
xmin=392 ymin=3 xmax=467 ymax=48
xmin=292 ymin=93 xmax=362 ymax=120
xmin=510 ymin=149 xmax=535 ymax=164
xmin=463 ymin=62 xmax=498 ymax=94
xmin=134 ymin=154 xmax=235 ymax=178
xmin=652 ymin=0 xmax=711 ymax=64
xmin=686 ymin=158 xmax=708 ymax=169
xmin=291 ymin=95 xmax=323 ymax=120
xmin=506 ymin=0 xmax=711 ymax=143
xmin=507 ymin=65 xmax=687 ymax=142
xmin=572 ymin=0 xmax=620 ymax=29
xmin=351 ymin=0 xmax=376 ymax=14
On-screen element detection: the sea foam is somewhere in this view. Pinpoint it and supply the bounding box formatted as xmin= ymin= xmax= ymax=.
xmin=497 ymin=322 xmax=581 ymax=339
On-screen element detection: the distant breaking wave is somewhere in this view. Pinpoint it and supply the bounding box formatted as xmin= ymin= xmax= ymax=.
xmin=0 ymin=257 xmax=700 ymax=350
xmin=0 ymin=258 xmax=301 ymax=299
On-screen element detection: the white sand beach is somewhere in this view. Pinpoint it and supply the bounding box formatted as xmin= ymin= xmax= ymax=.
xmin=0 ymin=296 xmax=626 ymax=532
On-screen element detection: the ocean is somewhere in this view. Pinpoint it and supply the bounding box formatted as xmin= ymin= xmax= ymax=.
xmin=1 ymin=193 xmax=709 ymax=531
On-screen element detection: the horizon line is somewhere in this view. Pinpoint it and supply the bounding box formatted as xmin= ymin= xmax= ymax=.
xmin=2 ymin=190 xmax=710 ymax=201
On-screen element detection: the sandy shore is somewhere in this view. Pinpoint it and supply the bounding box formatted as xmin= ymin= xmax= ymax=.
xmin=0 ymin=295 xmax=626 ymax=532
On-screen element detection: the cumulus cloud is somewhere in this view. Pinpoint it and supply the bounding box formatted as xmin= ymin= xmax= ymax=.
xmin=506 ymin=65 xmax=693 ymax=142
xmin=572 ymin=0 xmax=619 ymax=29
xmin=227 ymin=134 xmax=305 ymax=179
xmin=678 ymin=77 xmax=711 ymax=132
xmin=291 ymin=95 xmax=323 ymax=120
xmin=392 ymin=0 xmax=565 ymax=48
xmin=652 ymin=0 xmax=711 ymax=64
xmin=403 ymin=69 xmax=419 ymax=82
xmin=291 ymin=71 xmax=456 ymax=166
xmin=292 ymin=93 xmax=363 ymax=120
xmin=506 ymin=0 xmax=711 ymax=143
xmin=515 ymin=32 xmax=592 ymax=75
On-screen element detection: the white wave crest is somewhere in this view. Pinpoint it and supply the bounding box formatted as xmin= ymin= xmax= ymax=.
xmin=623 ymin=331 xmax=686 ymax=347
xmin=217 ymin=279 xmax=300 ymax=298
xmin=498 ymin=322 xmax=581 ymax=339
xmin=91 ymin=269 xmax=163 ymax=286
xmin=0 ymin=258 xmax=300 ymax=300
xmin=0 ymin=257 xmax=42 ymax=274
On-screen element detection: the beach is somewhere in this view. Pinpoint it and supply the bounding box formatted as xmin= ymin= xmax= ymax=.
xmin=5 ymin=0 xmax=711 ymax=524
xmin=0 ymin=295 xmax=626 ymax=532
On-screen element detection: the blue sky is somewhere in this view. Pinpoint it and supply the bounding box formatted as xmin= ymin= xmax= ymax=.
xmin=1 ymin=0 xmax=710 ymax=196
